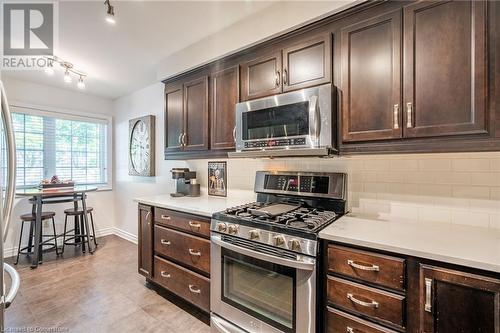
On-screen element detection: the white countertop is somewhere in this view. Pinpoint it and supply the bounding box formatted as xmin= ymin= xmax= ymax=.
xmin=319 ymin=214 xmax=500 ymax=273
xmin=134 ymin=190 xmax=256 ymax=217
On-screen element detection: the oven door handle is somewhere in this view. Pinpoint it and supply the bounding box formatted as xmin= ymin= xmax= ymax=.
xmin=211 ymin=234 xmax=316 ymax=271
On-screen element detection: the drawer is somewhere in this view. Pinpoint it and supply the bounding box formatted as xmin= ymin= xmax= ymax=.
xmin=328 ymin=245 xmax=405 ymax=291
xmin=327 ymin=307 xmax=398 ymax=333
xmin=154 ymin=207 xmax=210 ymax=238
xmin=154 ymin=225 xmax=210 ymax=274
xmin=154 ymin=255 xmax=210 ymax=312
xmin=327 ymin=276 xmax=405 ymax=328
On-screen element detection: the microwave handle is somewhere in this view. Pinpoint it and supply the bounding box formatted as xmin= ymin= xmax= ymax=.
xmin=309 ymin=95 xmax=320 ymax=140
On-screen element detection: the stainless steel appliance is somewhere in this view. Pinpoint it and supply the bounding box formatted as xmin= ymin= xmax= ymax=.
xmin=229 ymin=84 xmax=335 ymax=158
xmin=170 ymin=168 xmax=200 ymax=197
xmin=210 ymin=171 xmax=347 ymax=333
xmin=0 ymin=81 xmax=21 ymax=329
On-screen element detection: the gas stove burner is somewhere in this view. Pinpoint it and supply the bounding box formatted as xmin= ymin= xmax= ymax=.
xmin=237 ymin=212 xmax=252 ymax=218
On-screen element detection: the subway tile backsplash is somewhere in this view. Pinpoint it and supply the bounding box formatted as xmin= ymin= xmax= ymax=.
xmin=187 ymin=152 xmax=500 ymax=230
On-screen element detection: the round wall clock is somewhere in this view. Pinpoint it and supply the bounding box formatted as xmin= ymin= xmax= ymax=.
xmin=129 ymin=115 xmax=155 ymax=176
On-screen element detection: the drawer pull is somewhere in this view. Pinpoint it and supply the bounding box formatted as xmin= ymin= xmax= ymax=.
xmin=425 ymin=278 xmax=432 ymax=312
xmin=347 ymin=293 xmax=379 ymax=309
xmin=188 ymin=284 xmax=201 ymax=294
xmin=160 ymin=271 xmax=171 ymax=278
xmin=188 ymin=249 xmax=202 ymax=256
xmin=188 ymin=221 xmax=202 ymax=229
xmin=347 ymin=260 xmax=379 ymax=272
xmin=160 ymin=239 xmax=171 ymax=246
xmin=161 ymin=215 xmax=171 ymax=220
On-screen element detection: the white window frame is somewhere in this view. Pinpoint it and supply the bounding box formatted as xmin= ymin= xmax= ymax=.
xmin=9 ymin=101 xmax=113 ymax=191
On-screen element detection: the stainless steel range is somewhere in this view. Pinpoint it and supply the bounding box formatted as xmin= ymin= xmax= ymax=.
xmin=210 ymin=171 xmax=347 ymax=333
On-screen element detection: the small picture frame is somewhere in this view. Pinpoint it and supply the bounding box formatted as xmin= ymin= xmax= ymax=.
xmin=208 ymin=161 xmax=227 ymax=197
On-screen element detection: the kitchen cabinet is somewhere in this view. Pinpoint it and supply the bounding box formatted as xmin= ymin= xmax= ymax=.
xmin=240 ymin=33 xmax=331 ymax=101
xmin=164 ymin=84 xmax=184 ymax=153
xmin=211 ymin=66 xmax=239 ymax=150
xmin=341 ymin=0 xmax=492 ymax=148
xmin=419 ymin=264 xmax=500 ymax=333
xmin=138 ymin=204 xmax=153 ymax=278
xmin=164 ymin=74 xmax=209 ymax=153
xmin=240 ymin=51 xmax=282 ymax=101
xmin=323 ymin=241 xmax=500 ymax=333
xmin=138 ymin=205 xmax=211 ymax=313
xmin=403 ymin=1 xmax=488 ymax=139
xmin=341 ymin=10 xmax=402 ymax=142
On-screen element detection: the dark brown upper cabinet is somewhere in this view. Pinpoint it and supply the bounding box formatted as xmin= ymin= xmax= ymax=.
xmin=138 ymin=204 xmax=153 ymax=278
xmin=282 ymin=34 xmax=331 ymax=92
xmin=419 ymin=264 xmax=500 ymax=333
xmin=241 ymin=33 xmax=331 ymax=101
xmin=165 ymin=84 xmax=184 ymax=153
xmin=403 ymin=1 xmax=488 ymax=139
xmin=183 ymin=76 xmax=209 ymax=151
xmin=240 ymin=51 xmax=282 ymax=101
xmin=164 ymin=74 xmax=209 ymax=154
xmin=211 ymin=66 xmax=239 ymax=150
xmin=341 ymin=10 xmax=402 ymax=142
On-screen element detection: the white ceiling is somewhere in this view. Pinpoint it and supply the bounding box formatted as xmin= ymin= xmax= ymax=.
xmin=3 ymin=1 xmax=275 ymax=100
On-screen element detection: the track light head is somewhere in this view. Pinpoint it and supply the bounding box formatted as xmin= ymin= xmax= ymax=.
xmin=77 ymin=76 xmax=86 ymax=89
xmin=104 ymin=0 xmax=116 ymax=24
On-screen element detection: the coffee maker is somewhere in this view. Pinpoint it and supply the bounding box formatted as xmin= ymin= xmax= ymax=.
xmin=170 ymin=168 xmax=200 ymax=197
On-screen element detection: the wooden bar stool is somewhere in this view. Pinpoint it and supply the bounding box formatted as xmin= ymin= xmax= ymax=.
xmin=15 ymin=211 xmax=59 ymax=265
xmin=61 ymin=207 xmax=97 ymax=254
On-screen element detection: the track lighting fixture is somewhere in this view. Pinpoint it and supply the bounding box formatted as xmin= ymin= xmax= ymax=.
xmin=104 ymin=0 xmax=116 ymax=24
xmin=43 ymin=56 xmax=87 ymax=89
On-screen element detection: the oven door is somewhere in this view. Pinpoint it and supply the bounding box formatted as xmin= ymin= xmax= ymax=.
xmin=211 ymin=233 xmax=316 ymax=333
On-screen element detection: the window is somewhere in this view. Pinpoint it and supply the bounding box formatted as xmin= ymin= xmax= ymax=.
xmin=8 ymin=106 xmax=110 ymax=188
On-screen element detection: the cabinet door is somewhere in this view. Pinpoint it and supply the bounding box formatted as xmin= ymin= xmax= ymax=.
xmin=165 ymin=84 xmax=184 ymax=152
xmin=240 ymin=51 xmax=282 ymax=101
xmin=341 ymin=10 xmax=402 ymax=142
xmin=183 ymin=76 xmax=209 ymax=151
xmin=282 ymin=33 xmax=331 ymax=92
xmin=211 ymin=66 xmax=239 ymax=150
xmin=419 ymin=264 xmax=500 ymax=333
xmin=138 ymin=204 xmax=153 ymax=278
xmin=403 ymin=1 xmax=488 ymax=138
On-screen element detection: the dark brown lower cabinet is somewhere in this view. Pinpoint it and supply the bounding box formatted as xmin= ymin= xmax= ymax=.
xmin=138 ymin=205 xmax=211 ymax=313
xmin=419 ymin=264 xmax=500 ymax=333
xmin=324 ymin=242 xmax=500 ymax=333
xmin=138 ymin=204 xmax=153 ymax=278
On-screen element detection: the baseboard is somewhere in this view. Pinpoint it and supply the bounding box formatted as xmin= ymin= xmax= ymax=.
xmin=3 ymin=226 xmax=138 ymax=258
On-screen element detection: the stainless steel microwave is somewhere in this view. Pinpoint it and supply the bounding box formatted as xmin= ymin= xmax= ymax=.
xmin=229 ymin=83 xmax=334 ymax=158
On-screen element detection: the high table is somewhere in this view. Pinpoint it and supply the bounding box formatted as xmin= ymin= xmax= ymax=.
xmin=16 ymin=185 xmax=98 ymax=268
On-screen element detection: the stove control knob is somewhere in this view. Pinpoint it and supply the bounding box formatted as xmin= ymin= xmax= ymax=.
xmin=217 ymin=223 xmax=227 ymax=233
xmin=248 ymin=229 xmax=260 ymax=240
xmin=289 ymin=239 xmax=301 ymax=252
xmin=274 ymin=235 xmax=286 ymax=247
xmin=228 ymin=224 xmax=239 ymax=235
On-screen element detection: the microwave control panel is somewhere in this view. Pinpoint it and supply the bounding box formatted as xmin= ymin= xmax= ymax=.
xmin=244 ymin=137 xmax=306 ymax=149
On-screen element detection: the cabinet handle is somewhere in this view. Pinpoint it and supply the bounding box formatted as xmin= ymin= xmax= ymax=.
xmin=160 ymin=271 xmax=171 ymax=278
xmin=178 ymin=133 xmax=183 ymax=145
xmin=276 ymin=70 xmax=280 ymax=87
xmin=188 ymin=248 xmax=202 ymax=256
xmin=145 ymin=211 xmax=151 ymax=221
xmin=188 ymin=221 xmax=201 ymax=229
xmin=406 ymin=102 xmax=413 ymax=128
xmin=181 ymin=133 xmax=187 ymax=146
xmin=160 ymin=239 xmax=171 ymax=245
xmin=347 ymin=293 xmax=379 ymax=309
xmin=347 ymin=259 xmax=379 ymax=272
xmin=393 ymin=104 xmax=399 ymax=129
xmin=188 ymin=284 xmax=201 ymax=294
xmin=283 ymin=68 xmax=288 ymax=85
xmin=232 ymin=126 xmax=236 ymax=143
xmin=425 ymin=278 xmax=432 ymax=312
xmin=161 ymin=215 xmax=171 ymax=220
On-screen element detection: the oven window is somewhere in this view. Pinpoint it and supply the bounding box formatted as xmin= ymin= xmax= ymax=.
xmin=242 ymin=101 xmax=309 ymax=140
xmin=221 ymin=248 xmax=296 ymax=332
